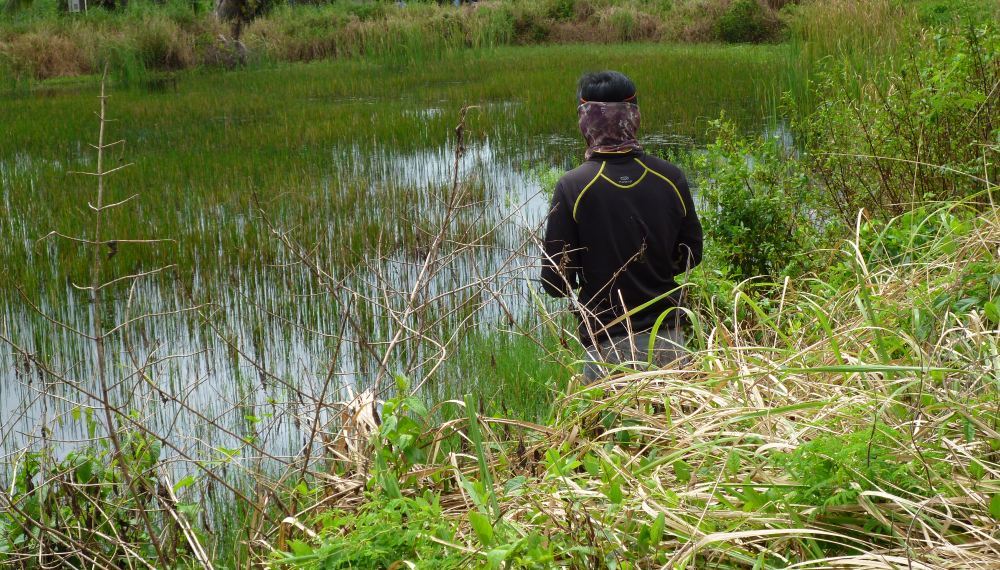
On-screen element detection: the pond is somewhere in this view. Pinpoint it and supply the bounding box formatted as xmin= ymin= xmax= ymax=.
xmin=0 ymin=43 xmax=789 ymax=524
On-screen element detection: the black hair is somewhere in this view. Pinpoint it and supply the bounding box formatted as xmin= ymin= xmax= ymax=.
xmin=577 ymin=71 xmax=637 ymax=103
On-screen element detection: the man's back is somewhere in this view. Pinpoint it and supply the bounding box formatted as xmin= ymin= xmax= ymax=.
xmin=541 ymin=150 xmax=702 ymax=346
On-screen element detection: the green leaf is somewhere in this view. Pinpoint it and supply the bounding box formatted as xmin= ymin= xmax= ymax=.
xmin=725 ymin=449 xmax=740 ymax=476
xmin=469 ymin=511 xmax=494 ymax=546
xmin=177 ymin=503 xmax=200 ymax=519
xmin=989 ymin=495 xmax=1000 ymax=520
xmin=287 ymin=539 xmax=312 ymax=557
xmin=970 ymin=460 xmax=985 ymax=480
xmin=74 ymin=458 xmax=94 ymax=485
xmin=984 ymin=301 xmax=999 ymax=323
xmin=394 ymin=374 xmax=409 ymax=393
xmin=649 ymin=513 xmax=665 ymax=546
xmin=402 ymin=396 xmax=428 ymax=418
xmin=673 ymin=460 xmax=692 ymax=484
xmin=486 ymin=547 xmax=511 ymax=569
xmin=380 ymin=470 xmax=401 ymax=499
xmin=503 ymin=475 xmax=527 ymax=495
xmin=605 ymin=479 xmax=623 ymax=505
xmin=172 ymin=475 xmax=196 ymax=493
xmin=637 ymin=525 xmax=650 ymax=553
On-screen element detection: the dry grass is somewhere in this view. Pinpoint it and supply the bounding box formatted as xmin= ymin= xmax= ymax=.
xmin=282 ymin=199 xmax=1000 ymax=567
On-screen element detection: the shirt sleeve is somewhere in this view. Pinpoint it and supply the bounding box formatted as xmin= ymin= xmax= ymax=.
xmin=674 ymin=172 xmax=703 ymax=271
xmin=540 ymin=180 xmax=581 ymax=297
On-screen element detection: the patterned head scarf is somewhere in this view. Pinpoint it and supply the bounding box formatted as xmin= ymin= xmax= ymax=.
xmin=578 ymin=99 xmax=642 ymax=160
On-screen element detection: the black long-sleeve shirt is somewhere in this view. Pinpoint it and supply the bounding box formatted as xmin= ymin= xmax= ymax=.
xmin=540 ymin=150 xmax=702 ymax=347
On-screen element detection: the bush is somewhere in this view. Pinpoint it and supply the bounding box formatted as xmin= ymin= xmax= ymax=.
xmin=694 ymin=117 xmax=838 ymax=280
xmin=545 ymin=0 xmax=574 ymax=21
xmin=0 ymin=411 xmax=203 ymax=566
xmin=131 ymin=16 xmax=193 ymax=70
xmin=717 ymin=0 xmax=769 ymax=43
xmin=915 ymin=0 xmax=999 ymax=28
xmin=805 ymin=25 xmax=999 ymax=221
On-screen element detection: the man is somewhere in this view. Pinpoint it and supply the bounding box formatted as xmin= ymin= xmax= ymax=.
xmin=540 ymin=71 xmax=703 ymax=382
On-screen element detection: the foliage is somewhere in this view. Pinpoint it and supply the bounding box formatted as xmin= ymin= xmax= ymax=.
xmin=0 ymin=408 xmax=202 ymax=566
xmin=375 ymin=377 xmax=433 ymax=480
xmin=272 ymin=492 xmax=465 ymax=569
xmin=804 ymin=24 xmax=999 ymax=220
xmin=773 ymin=425 xmax=947 ymax=514
xmin=693 ymin=117 xmax=839 ymax=280
xmin=914 ymin=0 xmax=1000 ymax=28
xmin=851 ymin=204 xmax=1000 ymax=339
xmin=717 ymin=0 xmax=770 ymax=43
xmin=270 ymin=198 xmax=1000 ymax=568
xmin=0 ymin=0 xmax=789 ymax=81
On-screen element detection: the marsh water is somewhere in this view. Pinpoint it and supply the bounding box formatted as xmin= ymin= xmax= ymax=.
xmin=1 ymin=44 xmax=789 ymax=509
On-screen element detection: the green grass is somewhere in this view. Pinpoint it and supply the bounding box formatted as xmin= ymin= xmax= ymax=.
xmin=0 ymin=42 xmax=787 ymax=291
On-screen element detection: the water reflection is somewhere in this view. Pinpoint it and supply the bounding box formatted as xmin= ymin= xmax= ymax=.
xmin=0 ymin=131 xmax=564 ymax=465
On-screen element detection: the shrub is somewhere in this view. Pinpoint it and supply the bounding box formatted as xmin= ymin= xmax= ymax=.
xmin=131 ymin=16 xmax=193 ymax=70
xmin=693 ymin=117 xmax=838 ymax=280
xmin=511 ymin=6 xmax=550 ymax=43
xmin=665 ymin=0 xmax=730 ymax=42
xmin=0 ymin=411 xmax=203 ymax=566
xmin=717 ymin=0 xmax=770 ymax=43
xmin=772 ymin=426 xmax=946 ymax=515
xmin=805 ymin=26 xmax=999 ymax=221
xmin=344 ymin=0 xmax=386 ymax=22
xmin=915 ymin=0 xmax=999 ymax=28
xmin=545 ymin=0 xmax=574 ymax=21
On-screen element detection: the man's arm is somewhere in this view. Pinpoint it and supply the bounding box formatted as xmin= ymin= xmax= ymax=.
xmin=540 ymin=181 xmax=581 ymax=297
xmin=675 ymin=173 xmax=703 ymax=271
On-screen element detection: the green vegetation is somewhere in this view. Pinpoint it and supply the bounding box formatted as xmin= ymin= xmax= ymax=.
xmin=268 ymin=205 xmax=1000 ymax=566
xmin=717 ymin=0 xmax=774 ymax=44
xmin=1 ymin=0 xmax=998 ymax=568
xmin=0 ymin=42 xmax=785 ymax=289
xmin=690 ymin=117 xmax=835 ymax=280
xmin=0 ymin=0 xmax=799 ymax=82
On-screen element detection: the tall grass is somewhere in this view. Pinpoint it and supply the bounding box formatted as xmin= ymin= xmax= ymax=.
xmin=0 ymin=42 xmax=786 ymax=562
xmin=270 ymin=198 xmax=1000 ymax=568
xmin=783 ymin=0 xmax=999 ymax=113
